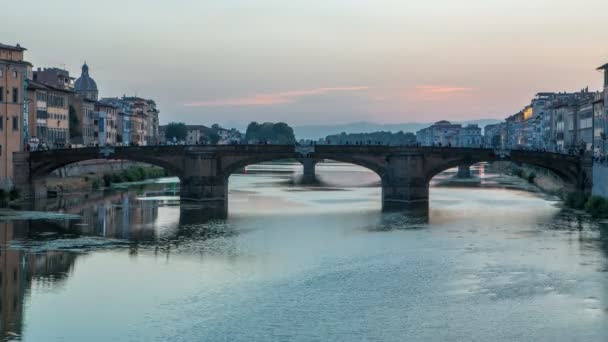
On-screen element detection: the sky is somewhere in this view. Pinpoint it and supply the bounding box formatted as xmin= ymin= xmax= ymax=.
xmin=3 ymin=0 xmax=608 ymax=126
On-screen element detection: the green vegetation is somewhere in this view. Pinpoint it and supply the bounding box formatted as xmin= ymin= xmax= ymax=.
xmin=511 ymin=167 xmax=524 ymax=178
xmin=325 ymin=131 xmax=416 ymax=145
xmin=527 ymin=172 xmax=536 ymax=184
xmin=245 ymin=122 xmax=295 ymax=144
xmin=0 ymin=189 xmax=7 ymax=207
xmin=510 ymin=167 xmax=537 ymax=184
xmin=0 ymin=189 xmax=20 ymax=207
xmin=91 ymin=179 xmax=101 ymax=189
xmin=564 ymin=191 xmax=589 ymax=210
xmin=563 ymin=191 xmax=608 ymax=219
xmin=103 ymin=166 xmax=168 ymax=187
xmin=165 ymin=122 xmax=188 ymax=142
xmin=585 ymin=196 xmax=608 ymax=218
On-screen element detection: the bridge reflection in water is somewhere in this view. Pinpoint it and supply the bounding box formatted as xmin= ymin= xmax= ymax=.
xmin=0 ymin=160 xmax=605 ymax=341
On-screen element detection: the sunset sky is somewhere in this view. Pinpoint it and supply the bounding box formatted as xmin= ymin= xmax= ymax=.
xmin=3 ymin=0 xmax=608 ymax=125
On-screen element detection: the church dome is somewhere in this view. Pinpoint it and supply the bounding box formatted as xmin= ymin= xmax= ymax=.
xmin=74 ymin=63 xmax=98 ymax=92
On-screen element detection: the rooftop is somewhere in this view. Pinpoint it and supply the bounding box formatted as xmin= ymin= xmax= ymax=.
xmin=596 ymin=63 xmax=608 ymax=71
xmin=27 ymin=79 xmax=74 ymax=93
xmin=0 ymin=43 xmax=26 ymax=51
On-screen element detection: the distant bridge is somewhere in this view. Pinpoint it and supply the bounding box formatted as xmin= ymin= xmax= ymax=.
xmin=13 ymin=145 xmax=591 ymax=215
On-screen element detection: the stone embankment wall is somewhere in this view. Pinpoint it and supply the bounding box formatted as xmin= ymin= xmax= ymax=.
xmin=47 ymin=160 xmax=157 ymax=193
xmin=51 ymin=160 xmax=145 ymax=178
xmin=488 ymin=161 xmax=565 ymax=194
xmin=592 ymin=164 xmax=608 ymax=198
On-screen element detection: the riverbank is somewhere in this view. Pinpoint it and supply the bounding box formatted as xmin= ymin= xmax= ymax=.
xmin=44 ymin=165 xmax=169 ymax=195
xmin=488 ymin=161 xmax=608 ymax=218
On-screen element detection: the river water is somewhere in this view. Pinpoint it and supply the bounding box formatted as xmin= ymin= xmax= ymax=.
xmin=1 ymin=163 xmax=607 ymax=341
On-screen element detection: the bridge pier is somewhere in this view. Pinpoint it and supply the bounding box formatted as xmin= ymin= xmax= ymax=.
xmin=382 ymin=181 xmax=430 ymax=211
xmin=381 ymin=154 xmax=430 ymax=211
xmin=12 ymin=153 xmax=48 ymax=199
xmin=179 ymin=151 xmax=228 ymax=217
xmin=299 ymin=158 xmax=318 ymax=184
xmin=456 ymin=164 xmax=472 ymax=178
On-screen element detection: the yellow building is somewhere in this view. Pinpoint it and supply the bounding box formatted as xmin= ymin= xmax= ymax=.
xmin=45 ymin=86 xmax=70 ymax=148
xmin=0 ymin=43 xmax=32 ymax=188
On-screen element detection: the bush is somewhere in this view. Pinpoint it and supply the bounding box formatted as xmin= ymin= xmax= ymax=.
xmin=103 ymin=174 xmax=112 ymax=187
xmin=527 ymin=172 xmax=536 ymax=184
xmin=565 ymin=191 xmax=589 ymax=210
xmin=512 ymin=168 xmax=524 ymax=178
xmin=91 ymin=179 xmax=100 ymax=189
xmin=112 ymin=173 xmax=125 ymax=183
xmin=9 ymin=189 xmax=19 ymax=201
xmin=101 ymin=167 xmax=167 ymax=187
xmin=585 ymin=196 xmax=608 ymax=218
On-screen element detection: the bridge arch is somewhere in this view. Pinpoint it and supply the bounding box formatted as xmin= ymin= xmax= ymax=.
xmin=423 ymin=151 xmax=583 ymax=190
xmin=26 ymin=147 xmax=186 ymax=181
xmin=221 ymin=154 xmax=387 ymax=183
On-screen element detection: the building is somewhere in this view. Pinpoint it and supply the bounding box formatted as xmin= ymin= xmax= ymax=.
xmin=416 ymin=120 xmax=462 ymax=147
xmin=0 ymin=43 xmax=32 ymax=188
xmin=26 ymin=80 xmax=48 ymax=147
xmin=93 ymin=101 xmax=119 ymax=146
xmin=185 ymin=125 xmax=210 ymax=144
xmin=458 ymin=124 xmax=482 ymax=147
xmin=120 ymin=97 xmax=159 ymax=145
xmin=74 ymin=62 xmax=98 ymax=101
xmin=217 ymin=128 xmax=243 ymax=145
xmin=33 ymin=67 xmax=74 ymax=91
xmin=109 ymin=96 xmax=159 ymax=145
xmin=592 ymin=93 xmax=605 ymax=156
xmin=577 ymin=98 xmax=594 ymax=152
xmin=68 ymin=93 xmax=96 ymax=145
xmin=117 ymin=111 xmax=131 ymax=146
xmin=483 ymin=122 xmax=506 ymax=148
xmin=597 ymin=63 xmax=608 ymax=157
xmin=26 ymin=80 xmax=71 ymax=148
xmin=45 ymin=85 xmax=70 ymax=148
xmin=130 ymin=110 xmax=145 ymax=146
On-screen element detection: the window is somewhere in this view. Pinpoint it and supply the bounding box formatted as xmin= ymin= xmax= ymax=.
xmin=12 ymin=87 xmax=18 ymax=103
xmin=12 ymin=116 xmax=18 ymax=131
xmin=36 ymin=91 xmax=46 ymax=102
xmin=0 ymin=115 xmax=2 ymax=130
xmin=0 ymin=87 xmax=3 ymax=102
xmin=12 ymin=71 xmax=17 ymax=79
xmin=0 ymin=69 xmax=2 ymax=78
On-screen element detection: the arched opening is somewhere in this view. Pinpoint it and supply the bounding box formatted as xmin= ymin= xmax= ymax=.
xmin=226 ymin=159 xmax=382 ymax=215
xmin=32 ymin=158 xmax=180 ymax=199
xmin=426 ymin=160 xmax=575 ymax=222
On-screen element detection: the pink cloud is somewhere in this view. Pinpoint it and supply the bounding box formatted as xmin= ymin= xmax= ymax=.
xmin=184 ymin=86 xmax=369 ymax=107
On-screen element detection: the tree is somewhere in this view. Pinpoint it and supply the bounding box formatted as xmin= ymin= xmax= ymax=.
xmin=245 ymin=121 xmax=295 ymax=144
xmin=165 ymin=122 xmax=187 ymax=141
xmin=209 ymin=131 xmax=220 ymax=144
xmin=245 ymin=122 xmax=260 ymax=142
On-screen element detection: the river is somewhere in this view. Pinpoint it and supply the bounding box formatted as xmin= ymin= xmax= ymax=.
xmin=1 ymin=162 xmax=607 ymax=341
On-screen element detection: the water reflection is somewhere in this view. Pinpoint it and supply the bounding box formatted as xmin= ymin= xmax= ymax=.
xmin=0 ymin=163 xmax=607 ymax=341
xmin=1 ymin=221 xmax=77 ymax=340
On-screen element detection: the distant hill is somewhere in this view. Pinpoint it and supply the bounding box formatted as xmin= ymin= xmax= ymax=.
xmin=292 ymin=119 xmax=501 ymax=140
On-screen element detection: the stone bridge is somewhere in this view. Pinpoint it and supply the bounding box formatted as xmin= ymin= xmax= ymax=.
xmin=13 ymin=145 xmax=590 ymax=214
